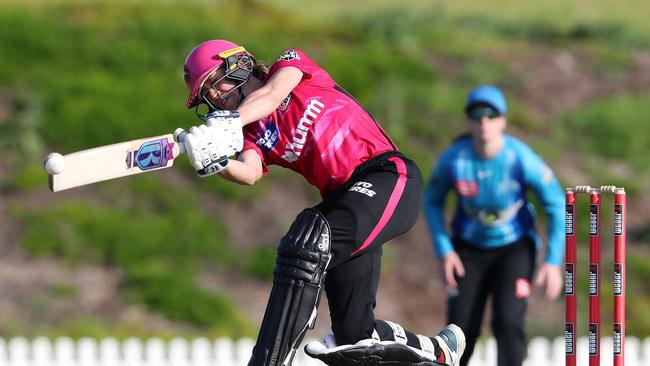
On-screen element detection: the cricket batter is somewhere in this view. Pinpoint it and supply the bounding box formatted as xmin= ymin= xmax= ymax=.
xmin=179 ymin=39 xmax=466 ymax=366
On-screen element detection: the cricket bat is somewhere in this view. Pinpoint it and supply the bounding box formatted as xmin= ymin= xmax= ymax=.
xmin=46 ymin=130 xmax=187 ymax=192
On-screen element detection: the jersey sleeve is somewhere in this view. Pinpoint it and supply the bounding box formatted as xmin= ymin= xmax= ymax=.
xmin=242 ymin=127 xmax=270 ymax=174
xmin=423 ymin=152 xmax=455 ymax=259
xmin=519 ymin=143 xmax=565 ymax=266
xmin=267 ymin=49 xmax=322 ymax=81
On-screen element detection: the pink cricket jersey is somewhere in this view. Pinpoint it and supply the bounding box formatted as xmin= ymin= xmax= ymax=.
xmin=242 ymin=49 xmax=397 ymax=196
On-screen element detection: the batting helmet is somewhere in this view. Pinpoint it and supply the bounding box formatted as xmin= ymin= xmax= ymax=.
xmin=183 ymin=40 xmax=254 ymax=109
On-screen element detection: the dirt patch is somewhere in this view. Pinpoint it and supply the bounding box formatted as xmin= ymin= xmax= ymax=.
xmin=0 ymin=250 xmax=120 ymax=324
xmin=503 ymin=49 xmax=650 ymax=116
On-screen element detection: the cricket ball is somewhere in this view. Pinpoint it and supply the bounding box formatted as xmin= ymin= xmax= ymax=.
xmin=44 ymin=152 xmax=66 ymax=175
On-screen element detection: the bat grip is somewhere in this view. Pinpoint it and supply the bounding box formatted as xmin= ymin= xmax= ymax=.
xmin=173 ymin=128 xmax=188 ymax=154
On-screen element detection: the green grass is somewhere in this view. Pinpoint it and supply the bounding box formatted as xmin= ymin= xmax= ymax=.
xmin=554 ymin=94 xmax=650 ymax=172
xmin=239 ymin=246 xmax=277 ymax=281
xmin=10 ymin=176 xmax=253 ymax=334
xmin=268 ymin=0 xmax=650 ymax=47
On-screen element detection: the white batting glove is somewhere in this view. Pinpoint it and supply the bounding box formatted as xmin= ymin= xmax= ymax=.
xmin=204 ymin=110 xmax=244 ymax=156
xmin=183 ymin=124 xmax=231 ymax=177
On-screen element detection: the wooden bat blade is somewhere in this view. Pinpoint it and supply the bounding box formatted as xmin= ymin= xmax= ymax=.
xmin=48 ymin=134 xmax=182 ymax=192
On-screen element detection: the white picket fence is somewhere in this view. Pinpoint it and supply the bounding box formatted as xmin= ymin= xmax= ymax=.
xmin=0 ymin=336 xmax=649 ymax=366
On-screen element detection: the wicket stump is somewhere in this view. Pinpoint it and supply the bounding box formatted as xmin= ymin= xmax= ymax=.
xmin=565 ymin=185 xmax=626 ymax=366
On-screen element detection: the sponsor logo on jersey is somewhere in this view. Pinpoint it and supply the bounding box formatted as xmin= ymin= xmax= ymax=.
xmin=278 ymin=94 xmax=292 ymax=111
xmin=455 ymin=180 xmax=478 ymax=197
xmin=255 ymin=120 xmax=280 ymax=152
xmin=276 ymin=49 xmax=300 ymax=62
xmin=282 ymin=99 xmax=325 ymax=163
xmin=477 ymin=169 xmax=492 ymax=179
xmin=349 ymin=181 xmax=376 ymax=197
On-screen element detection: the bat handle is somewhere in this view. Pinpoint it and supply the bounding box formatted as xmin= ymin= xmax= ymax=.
xmin=173 ymin=128 xmax=188 ymax=154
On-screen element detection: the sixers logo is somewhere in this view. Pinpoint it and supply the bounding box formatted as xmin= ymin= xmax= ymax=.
xmin=279 ymin=94 xmax=292 ymax=111
xmin=276 ymin=49 xmax=300 ymax=62
xmin=255 ymin=120 xmax=280 ymax=152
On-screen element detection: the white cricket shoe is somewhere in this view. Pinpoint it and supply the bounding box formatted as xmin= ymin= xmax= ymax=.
xmin=433 ymin=324 xmax=466 ymax=366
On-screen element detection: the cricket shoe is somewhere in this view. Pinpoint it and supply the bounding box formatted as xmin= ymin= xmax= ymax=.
xmin=305 ymin=335 xmax=445 ymax=366
xmin=432 ymin=324 xmax=466 ymax=366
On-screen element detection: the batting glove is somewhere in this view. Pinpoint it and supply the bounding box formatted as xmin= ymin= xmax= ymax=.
xmin=183 ymin=124 xmax=231 ymax=177
xmin=204 ymin=110 xmax=244 ymax=156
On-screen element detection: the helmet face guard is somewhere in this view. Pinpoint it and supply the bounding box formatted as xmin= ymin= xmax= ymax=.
xmin=222 ymin=50 xmax=254 ymax=83
xmin=195 ymin=49 xmax=255 ymax=118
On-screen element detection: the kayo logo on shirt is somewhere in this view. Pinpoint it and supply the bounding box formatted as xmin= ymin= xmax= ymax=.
xmin=255 ymin=120 xmax=279 ymax=152
xmin=282 ymin=99 xmax=325 ymax=163
xmin=349 ymin=182 xmax=376 ymax=197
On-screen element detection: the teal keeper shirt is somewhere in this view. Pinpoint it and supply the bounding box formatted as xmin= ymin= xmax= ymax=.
xmin=423 ymin=135 xmax=565 ymax=266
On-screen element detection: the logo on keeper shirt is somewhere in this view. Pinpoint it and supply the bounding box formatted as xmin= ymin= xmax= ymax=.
xmin=276 ymin=49 xmax=300 ymax=62
xmin=282 ymin=99 xmax=325 ymax=163
xmin=255 ymin=120 xmax=279 ymax=152
xmin=455 ymin=180 xmax=478 ymax=197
